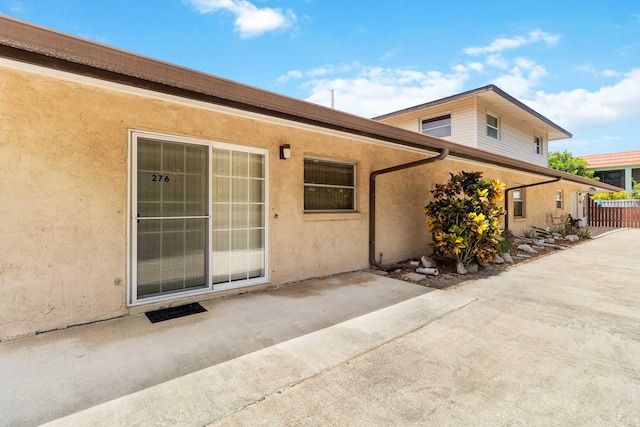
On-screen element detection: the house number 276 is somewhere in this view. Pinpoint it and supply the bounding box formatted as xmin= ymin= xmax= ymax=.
xmin=151 ymin=175 xmax=170 ymax=182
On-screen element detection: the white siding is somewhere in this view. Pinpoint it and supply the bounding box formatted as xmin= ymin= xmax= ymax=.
xmin=376 ymin=98 xmax=478 ymax=148
xmin=377 ymin=96 xmax=554 ymax=167
xmin=476 ymin=99 xmax=549 ymax=167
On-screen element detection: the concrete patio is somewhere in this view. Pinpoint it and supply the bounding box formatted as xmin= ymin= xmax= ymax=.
xmin=2 ymin=228 xmax=639 ymax=426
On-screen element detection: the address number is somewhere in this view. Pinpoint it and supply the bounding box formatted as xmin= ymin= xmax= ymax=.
xmin=152 ymin=175 xmax=170 ymax=182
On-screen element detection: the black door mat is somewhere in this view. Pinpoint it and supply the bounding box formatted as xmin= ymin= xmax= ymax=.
xmin=145 ymin=302 xmax=207 ymax=323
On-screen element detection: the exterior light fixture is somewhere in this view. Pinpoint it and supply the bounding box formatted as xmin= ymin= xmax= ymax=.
xmin=279 ymin=144 xmax=291 ymax=160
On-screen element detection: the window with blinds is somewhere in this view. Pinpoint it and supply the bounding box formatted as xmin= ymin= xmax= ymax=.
xmin=303 ymin=158 xmax=356 ymax=212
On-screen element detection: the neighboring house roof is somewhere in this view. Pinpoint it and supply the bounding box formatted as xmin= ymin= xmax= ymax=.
xmin=0 ymin=15 xmax=616 ymax=191
xmin=579 ymin=150 xmax=640 ymax=168
xmin=373 ymin=85 xmax=572 ymax=141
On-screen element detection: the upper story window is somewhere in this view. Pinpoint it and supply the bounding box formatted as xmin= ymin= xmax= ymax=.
xmin=534 ymin=136 xmax=542 ymax=155
xmin=513 ymin=188 xmax=525 ymax=218
xmin=487 ymin=114 xmax=499 ymax=139
xmin=304 ymin=157 xmax=356 ymax=212
xmin=594 ymin=170 xmax=624 ymax=188
xmin=555 ymin=190 xmax=563 ymax=209
xmin=421 ymin=114 xmax=451 ymax=138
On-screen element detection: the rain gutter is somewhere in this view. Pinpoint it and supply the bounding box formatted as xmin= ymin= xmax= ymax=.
xmin=504 ymin=177 xmax=561 ymax=230
xmin=369 ymin=149 xmax=449 ymax=271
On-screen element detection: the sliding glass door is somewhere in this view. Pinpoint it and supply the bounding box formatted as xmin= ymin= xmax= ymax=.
xmin=130 ymin=132 xmax=268 ymax=305
xmin=211 ymin=149 xmax=266 ymax=289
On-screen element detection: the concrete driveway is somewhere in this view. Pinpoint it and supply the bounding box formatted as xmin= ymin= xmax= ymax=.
xmin=4 ymin=228 xmax=640 ymax=426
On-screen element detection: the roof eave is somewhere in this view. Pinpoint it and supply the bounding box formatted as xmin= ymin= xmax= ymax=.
xmin=0 ymin=16 xmax=616 ymax=193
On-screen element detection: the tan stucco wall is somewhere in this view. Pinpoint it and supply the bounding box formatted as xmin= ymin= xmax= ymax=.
xmin=0 ymin=64 xmax=432 ymax=340
xmin=0 ymin=63 xmax=595 ymax=341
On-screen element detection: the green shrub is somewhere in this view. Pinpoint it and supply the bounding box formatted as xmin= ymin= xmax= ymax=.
xmin=496 ymin=228 xmax=514 ymax=254
xmin=424 ymin=171 xmax=505 ymax=265
xmin=578 ymin=228 xmax=592 ymax=239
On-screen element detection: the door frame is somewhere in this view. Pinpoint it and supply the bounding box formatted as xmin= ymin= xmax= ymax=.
xmin=127 ymin=130 xmax=269 ymax=307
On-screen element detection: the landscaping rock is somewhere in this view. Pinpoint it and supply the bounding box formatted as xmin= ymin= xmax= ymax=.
xmin=493 ymin=255 xmax=505 ymax=264
xmin=420 ymin=256 xmax=438 ymax=268
xmin=402 ymin=272 xmax=426 ymax=282
xmin=501 ymin=253 xmax=514 ymax=264
xmin=466 ymin=262 xmax=479 ymax=273
xmin=514 ymin=254 xmax=532 ymax=259
xmin=456 ymin=262 xmax=468 ymax=275
xmin=566 ymin=234 xmax=580 ymax=242
xmin=517 ymin=244 xmax=538 ymax=254
xmin=545 ymin=238 xmax=556 ymax=244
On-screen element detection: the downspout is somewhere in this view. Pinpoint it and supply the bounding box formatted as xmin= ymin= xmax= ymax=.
xmin=369 ymin=149 xmax=449 ymax=271
xmin=504 ymin=177 xmax=561 ymax=230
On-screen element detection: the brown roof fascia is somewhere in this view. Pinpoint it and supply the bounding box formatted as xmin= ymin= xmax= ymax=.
xmin=0 ymin=16 xmax=617 ymax=191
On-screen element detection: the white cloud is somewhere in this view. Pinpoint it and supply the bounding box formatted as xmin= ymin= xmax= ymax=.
xmin=307 ymin=66 xmax=335 ymax=77
xmin=9 ymin=2 xmax=25 ymax=13
xmin=463 ymin=30 xmax=559 ymax=56
xmin=276 ymin=70 xmax=302 ymax=83
xmin=576 ymin=64 xmax=597 ymax=74
xmin=601 ymin=69 xmax=621 ymax=77
xmin=486 ymin=54 xmax=509 ymax=70
xmin=461 ymin=30 xmax=559 ymax=97
xmin=296 ymin=64 xmax=470 ymax=117
xmin=186 ymin=0 xmax=296 ymax=38
xmin=380 ymin=47 xmax=400 ymax=61
xmin=492 ymin=73 xmax=534 ymax=98
xmin=486 ymin=56 xmax=549 ymax=98
xmin=467 ymin=62 xmax=484 ymax=73
xmin=276 ymin=25 xmax=637 ymax=151
xmin=577 ymin=65 xmax=621 ymax=78
xmin=525 ymin=68 xmax=640 ymax=132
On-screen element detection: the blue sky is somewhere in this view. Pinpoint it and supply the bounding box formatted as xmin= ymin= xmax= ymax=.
xmin=2 ymin=0 xmax=639 ymax=156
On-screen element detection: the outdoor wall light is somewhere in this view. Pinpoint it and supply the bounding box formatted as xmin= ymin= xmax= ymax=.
xmin=279 ymin=144 xmax=291 ymax=160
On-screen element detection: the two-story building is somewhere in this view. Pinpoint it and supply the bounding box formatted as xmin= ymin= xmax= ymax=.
xmin=579 ymin=150 xmax=640 ymax=194
xmin=373 ymin=85 xmax=597 ymax=225
xmin=373 ymin=84 xmax=571 ymax=168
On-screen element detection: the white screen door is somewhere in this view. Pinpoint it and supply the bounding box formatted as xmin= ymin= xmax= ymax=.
xmin=130 ymin=132 xmax=268 ymax=305
xmin=136 ymin=138 xmax=208 ymax=299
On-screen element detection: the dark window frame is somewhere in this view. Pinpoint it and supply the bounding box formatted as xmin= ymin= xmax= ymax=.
xmin=303 ymin=157 xmax=357 ymax=212
xmin=421 ymin=114 xmax=451 ymax=138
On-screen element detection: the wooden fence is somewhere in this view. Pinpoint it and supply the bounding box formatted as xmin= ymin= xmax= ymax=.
xmin=588 ymin=199 xmax=640 ymax=228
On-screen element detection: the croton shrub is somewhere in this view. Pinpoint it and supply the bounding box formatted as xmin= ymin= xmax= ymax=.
xmin=424 ymin=171 xmax=506 ymax=266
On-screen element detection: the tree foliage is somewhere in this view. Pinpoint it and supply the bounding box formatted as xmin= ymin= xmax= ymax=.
xmin=633 ymin=179 xmax=640 ymax=200
xmin=424 ymin=171 xmax=506 ymax=266
xmin=548 ymin=150 xmax=599 ymax=180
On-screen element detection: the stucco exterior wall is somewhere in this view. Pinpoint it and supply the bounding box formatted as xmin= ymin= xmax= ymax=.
xmin=0 ymin=62 xmax=595 ymax=341
xmin=0 ymin=63 xmax=439 ymax=340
